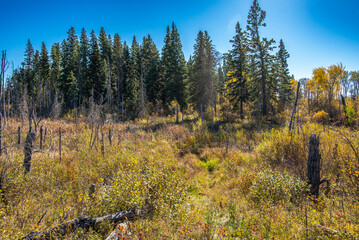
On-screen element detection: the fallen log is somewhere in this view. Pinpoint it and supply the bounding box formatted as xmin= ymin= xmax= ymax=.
xmin=21 ymin=204 xmax=152 ymax=240
xmin=105 ymin=222 xmax=129 ymax=240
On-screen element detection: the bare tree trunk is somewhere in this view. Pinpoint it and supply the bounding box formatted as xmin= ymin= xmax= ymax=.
xmin=44 ymin=128 xmax=47 ymax=147
xmin=307 ymin=134 xmax=321 ymax=197
xmin=341 ymin=94 xmax=349 ymax=125
xmin=40 ymin=125 xmax=43 ymax=150
xmin=108 ymin=128 xmax=112 ymax=146
xmin=18 ymin=126 xmax=21 ymax=146
xmin=176 ymin=104 xmax=179 ymax=124
xmin=21 ymin=204 xmax=152 ymax=240
xmin=289 ymin=82 xmax=300 ymax=133
xmin=59 ymin=127 xmax=62 ymax=162
xmin=200 ymin=104 xmax=203 ymax=123
xmin=24 ymin=127 xmax=35 ymax=174
xmin=101 ymin=132 xmax=104 ymax=158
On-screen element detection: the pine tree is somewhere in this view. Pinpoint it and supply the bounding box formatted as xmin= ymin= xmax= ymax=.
xmin=161 ymin=23 xmax=187 ymax=109
xmin=40 ymin=42 xmax=50 ymax=83
xmin=60 ymin=27 xmax=79 ymax=108
xmin=103 ymin=59 xmax=113 ymax=108
xmin=113 ymin=33 xmax=123 ymax=110
xmin=246 ymin=0 xmax=276 ymax=116
xmin=66 ymin=71 xmax=79 ymax=107
xmin=89 ymin=30 xmax=104 ymax=103
xmin=40 ymin=42 xmax=50 ymax=114
xmin=191 ymin=30 xmax=217 ymax=111
xmin=23 ymin=39 xmax=35 ymax=98
xmin=50 ymin=43 xmax=61 ymax=93
xmin=99 ymin=27 xmax=112 ymax=64
xmin=32 ymin=50 xmax=41 ymax=110
xmin=228 ymin=22 xmax=248 ymax=119
xmin=141 ymin=35 xmax=161 ymax=105
xmin=121 ymin=42 xmax=130 ymax=110
xmin=124 ymin=37 xmax=140 ymax=116
xmin=79 ymin=28 xmax=90 ymax=103
xmin=277 ymin=39 xmax=292 ymax=109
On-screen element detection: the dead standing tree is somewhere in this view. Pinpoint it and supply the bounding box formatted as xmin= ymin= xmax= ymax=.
xmin=0 ymin=50 xmax=9 ymax=156
xmin=289 ymin=82 xmax=300 ymax=133
xmin=23 ymin=127 xmax=35 ymax=174
xmin=307 ymin=134 xmax=321 ymax=197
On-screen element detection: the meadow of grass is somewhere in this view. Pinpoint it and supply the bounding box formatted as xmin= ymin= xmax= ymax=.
xmin=0 ymin=114 xmax=358 ymax=239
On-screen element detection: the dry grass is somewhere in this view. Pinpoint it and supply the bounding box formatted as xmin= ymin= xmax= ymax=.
xmin=0 ymin=117 xmax=358 ymax=239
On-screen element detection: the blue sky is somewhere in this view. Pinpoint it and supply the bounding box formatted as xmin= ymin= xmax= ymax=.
xmin=1 ymin=0 xmax=358 ymax=79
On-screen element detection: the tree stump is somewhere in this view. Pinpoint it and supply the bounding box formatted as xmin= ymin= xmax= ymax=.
xmin=307 ymin=134 xmax=321 ymax=197
xmin=18 ymin=126 xmax=21 ymax=145
xmin=40 ymin=125 xmax=43 ymax=150
xmin=24 ymin=128 xmax=35 ymax=174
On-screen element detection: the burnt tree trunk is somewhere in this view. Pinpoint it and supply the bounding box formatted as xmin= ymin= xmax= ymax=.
xmin=59 ymin=127 xmax=62 ymax=162
xmin=200 ymin=104 xmax=203 ymax=123
xmin=44 ymin=128 xmax=47 ymax=147
xmin=341 ymin=94 xmax=349 ymax=125
xmin=176 ymin=104 xmax=179 ymax=124
xmin=289 ymin=82 xmax=300 ymax=133
xmin=101 ymin=132 xmax=105 ymax=158
xmin=307 ymin=134 xmax=321 ymax=197
xmin=39 ymin=125 xmax=43 ymax=150
xmin=23 ymin=127 xmax=35 ymax=174
xmin=108 ymin=129 xmax=112 ymax=146
xmin=18 ymin=126 xmax=21 ymax=145
xmin=21 ymin=204 xmax=152 ymax=240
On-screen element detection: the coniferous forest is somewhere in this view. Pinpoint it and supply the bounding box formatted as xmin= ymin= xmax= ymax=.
xmin=1 ymin=0 xmax=359 ymax=239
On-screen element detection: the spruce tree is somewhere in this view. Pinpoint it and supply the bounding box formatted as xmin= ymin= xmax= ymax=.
xmin=50 ymin=43 xmax=61 ymax=93
xmin=40 ymin=42 xmax=50 ymax=114
xmin=60 ymin=27 xmax=79 ymax=108
xmin=40 ymin=42 xmax=50 ymax=83
xmin=228 ymin=22 xmax=248 ymax=119
xmin=79 ymin=28 xmax=90 ymax=103
xmin=121 ymin=42 xmax=130 ymax=109
xmin=246 ymin=0 xmax=276 ymax=116
xmin=191 ymin=30 xmax=217 ymax=111
xmin=113 ymin=33 xmax=123 ymax=110
xmin=161 ymin=23 xmax=187 ymax=109
xmin=124 ymin=37 xmax=140 ymax=116
xmin=277 ymin=39 xmax=292 ymax=109
xmin=23 ymin=39 xmax=35 ymax=98
xmin=99 ymin=27 xmax=112 ymax=64
xmin=89 ymin=30 xmax=104 ymax=103
xmin=141 ymin=35 xmax=161 ymax=105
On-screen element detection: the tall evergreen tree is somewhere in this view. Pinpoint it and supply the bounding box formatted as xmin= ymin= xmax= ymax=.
xmin=191 ymin=30 xmax=217 ymax=111
xmin=40 ymin=42 xmax=50 ymax=83
xmin=39 ymin=42 xmax=50 ymax=114
xmin=99 ymin=27 xmax=112 ymax=64
xmin=50 ymin=43 xmax=61 ymax=92
xmin=141 ymin=35 xmax=161 ymax=105
xmin=161 ymin=23 xmax=187 ymax=108
xmin=61 ymin=27 xmax=79 ymax=108
xmin=228 ymin=22 xmax=248 ymax=119
xmin=124 ymin=37 xmax=140 ymax=116
xmin=246 ymin=0 xmax=276 ymax=116
xmin=277 ymin=39 xmax=292 ymax=108
xmin=79 ymin=28 xmax=90 ymax=103
xmin=113 ymin=33 xmax=124 ymax=110
xmin=89 ymin=30 xmax=104 ymax=103
xmin=23 ymin=39 xmax=35 ymax=97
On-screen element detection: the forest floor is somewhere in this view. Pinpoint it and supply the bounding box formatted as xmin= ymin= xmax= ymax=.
xmin=0 ymin=115 xmax=359 ymax=239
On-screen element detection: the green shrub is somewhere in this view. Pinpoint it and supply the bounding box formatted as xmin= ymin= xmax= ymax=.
xmin=250 ymin=169 xmax=307 ymax=205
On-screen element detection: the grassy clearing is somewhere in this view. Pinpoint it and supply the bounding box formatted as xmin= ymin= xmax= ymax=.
xmin=0 ymin=117 xmax=358 ymax=239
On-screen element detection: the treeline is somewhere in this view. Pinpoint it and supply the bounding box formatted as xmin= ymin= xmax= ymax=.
xmin=4 ymin=0 xmax=294 ymax=121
